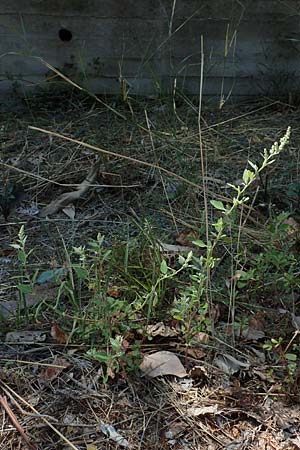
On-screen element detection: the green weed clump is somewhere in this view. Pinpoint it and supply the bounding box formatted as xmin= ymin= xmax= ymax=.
xmin=8 ymin=127 xmax=294 ymax=379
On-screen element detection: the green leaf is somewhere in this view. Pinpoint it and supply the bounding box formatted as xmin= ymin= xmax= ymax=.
xmin=10 ymin=243 xmax=21 ymax=250
xmin=286 ymin=353 xmax=297 ymax=361
xmin=248 ymin=160 xmax=258 ymax=171
xmin=213 ymin=218 xmax=223 ymax=233
xmin=178 ymin=255 xmax=185 ymax=266
xmin=87 ymin=350 xmax=110 ymax=362
xmin=192 ymin=240 xmax=207 ymax=248
xmin=210 ymin=200 xmax=226 ymax=211
xmin=37 ymin=268 xmax=65 ymax=284
xmin=160 ymin=259 xmax=168 ymax=274
xmin=18 ymin=251 xmax=26 ymax=264
xmin=242 ymin=169 xmax=249 ymax=184
xmin=17 ymin=284 xmax=32 ymax=294
xmin=72 ymin=264 xmax=88 ymax=280
xmin=227 ymin=183 xmax=239 ymax=191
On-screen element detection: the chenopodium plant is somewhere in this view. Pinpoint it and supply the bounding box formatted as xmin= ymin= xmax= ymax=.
xmin=171 ymin=127 xmax=291 ymax=336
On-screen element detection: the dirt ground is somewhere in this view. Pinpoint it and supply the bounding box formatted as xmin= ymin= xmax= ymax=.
xmin=1 ymin=90 xmax=300 ymax=449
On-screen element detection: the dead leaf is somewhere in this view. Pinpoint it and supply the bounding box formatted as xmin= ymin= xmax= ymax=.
xmin=213 ymin=353 xmax=250 ymax=375
xmin=241 ymin=326 xmax=265 ymax=341
xmin=146 ymin=322 xmax=178 ymax=338
xmin=40 ymin=357 xmax=70 ymax=381
xmin=248 ymin=347 xmax=266 ymax=364
xmin=229 ymin=272 xmax=242 ymax=282
xmin=99 ymin=420 xmax=129 ymax=448
xmin=158 ymin=242 xmax=193 ymax=254
xmin=5 ymin=330 xmax=47 ymax=343
xmin=51 ymin=322 xmax=68 ymax=344
xmin=185 ymin=348 xmax=206 ymax=359
xmin=192 ymin=332 xmax=210 ymax=344
xmin=106 ymin=367 xmax=115 ymax=379
xmin=86 ymin=445 xmax=98 ymax=450
xmin=235 ymin=316 xmax=266 ymax=341
xmin=62 ymin=205 xmax=76 ymax=219
xmin=189 ymin=365 xmax=209 ymax=380
xmin=140 ymin=351 xmax=187 ymax=378
xmin=107 ymin=286 xmax=121 ymax=298
xmin=187 ymin=404 xmax=218 ymax=416
xmin=252 ymin=135 xmax=262 ymax=144
xmin=121 ymin=339 xmax=130 ymax=351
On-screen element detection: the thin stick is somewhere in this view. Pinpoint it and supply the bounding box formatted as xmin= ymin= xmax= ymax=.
xmin=144 ymin=110 xmax=178 ymax=233
xmin=28 ymin=125 xmax=231 ymax=202
xmin=0 ymin=161 xmax=139 ymax=189
xmin=0 ymin=395 xmax=37 ymax=450
xmin=198 ymin=36 xmax=212 ymax=314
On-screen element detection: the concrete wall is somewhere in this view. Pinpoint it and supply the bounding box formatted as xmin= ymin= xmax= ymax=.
xmin=0 ymin=0 xmax=299 ymax=100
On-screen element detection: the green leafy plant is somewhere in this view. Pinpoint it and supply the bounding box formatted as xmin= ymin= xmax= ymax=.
xmin=10 ymin=225 xmax=37 ymax=322
xmin=263 ymin=337 xmax=299 ymax=385
xmin=170 ymin=128 xmax=292 ymax=339
xmin=236 ymin=211 xmax=300 ymax=298
xmin=87 ymin=335 xmax=141 ymax=382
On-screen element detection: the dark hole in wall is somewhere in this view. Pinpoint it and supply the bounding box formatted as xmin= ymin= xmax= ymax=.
xmin=59 ymin=29 xmax=73 ymax=42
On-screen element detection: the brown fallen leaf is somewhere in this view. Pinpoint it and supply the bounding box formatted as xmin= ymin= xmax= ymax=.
xmin=121 ymin=338 xmax=130 ymax=351
xmin=106 ymin=367 xmax=116 ymax=379
xmin=51 ymin=322 xmax=68 ymax=344
xmin=192 ymin=332 xmax=210 ymax=344
xmin=185 ymin=347 xmax=206 ymax=359
xmin=140 ymin=351 xmax=187 ymax=378
xmin=107 ymin=286 xmax=121 ymax=298
xmin=40 ymin=357 xmax=70 ymax=381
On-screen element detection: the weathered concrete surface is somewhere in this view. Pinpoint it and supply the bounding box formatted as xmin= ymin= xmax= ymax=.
xmin=0 ymin=0 xmax=299 ymax=99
